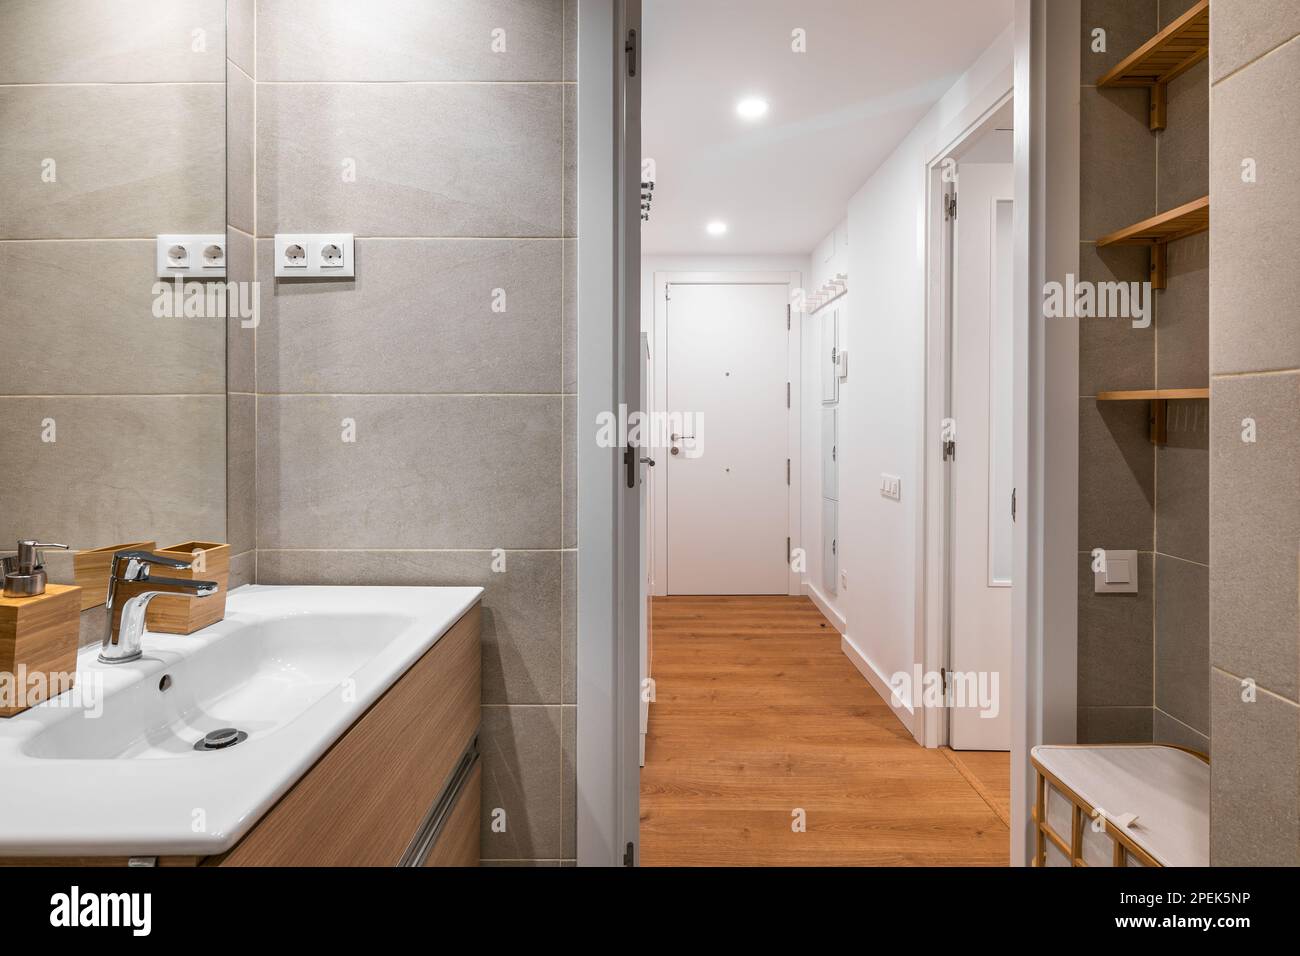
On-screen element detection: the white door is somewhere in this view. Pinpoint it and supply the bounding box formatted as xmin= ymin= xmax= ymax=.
xmin=665 ymin=282 xmax=789 ymax=595
xmin=950 ymin=163 xmax=1014 ymax=751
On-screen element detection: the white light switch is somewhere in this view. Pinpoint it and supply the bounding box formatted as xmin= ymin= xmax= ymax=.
xmin=880 ymin=474 xmax=901 ymax=501
xmin=1094 ymin=549 xmax=1139 ymax=594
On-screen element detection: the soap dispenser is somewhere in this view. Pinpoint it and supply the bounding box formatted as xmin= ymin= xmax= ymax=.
xmin=2 ymin=540 xmax=70 ymax=598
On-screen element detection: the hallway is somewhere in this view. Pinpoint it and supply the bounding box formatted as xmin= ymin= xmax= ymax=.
xmin=640 ymin=596 xmax=1009 ymax=866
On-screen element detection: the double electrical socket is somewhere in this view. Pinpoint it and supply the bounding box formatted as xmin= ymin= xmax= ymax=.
xmin=880 ymin=474 xmax=902 ymax=501
xmin=273 ymin=234 xmax=354 ymax=277
xmin=156 ymin=234 xmax=226 ymax=278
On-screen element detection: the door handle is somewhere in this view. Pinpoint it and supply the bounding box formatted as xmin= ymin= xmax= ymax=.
xmin=640 ymin=457 xmax=656 ymax=467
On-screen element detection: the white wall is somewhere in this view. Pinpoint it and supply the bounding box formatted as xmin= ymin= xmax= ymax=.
xmin=642 ymin=255 xmax=809 ymax=596
xmin=800 ymin=27 xmax=1015 ymax=731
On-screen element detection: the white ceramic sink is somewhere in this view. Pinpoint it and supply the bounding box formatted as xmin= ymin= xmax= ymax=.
xmin=0 ymin=584 xmax=481 ymax=856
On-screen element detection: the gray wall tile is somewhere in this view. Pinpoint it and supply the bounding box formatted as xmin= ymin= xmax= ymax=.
xmin=1156 ymin=235 xmax=1209 ymax=387
xmin=1209 ymin=372 xmax=1300 ymax=701
xmin=1077 ymin=243 xmax=1154 ymax=396
xmin=0 ymin=0 xmax=225 ymax=83
xmin=1210 ymin=0 xmax=1300 ymax=84
xmin=0 ymin=240 xmax=225 ymax=394
xmin=0 ymin=396 xmax=225 ymax=548
xmin=562 ymin=396 xmax=577 ymax=549
xmin=1078 ymin=706 xmax=1153 ymax=743
xmin=1154 ymin=555 xmax=1209 ymax=733
xmin=257 ymin=0 xmax=563 ymax=82
xmin=480 ymin=705 xmax=562 ymax=860
xmin=1153 ymin=707 xmax=1210 ymax=755
xmin=1209 ymin=36 xmax=1300 ymax=374
xmin=561 ymin=550 xmax=576 ymax=704
xmin=226 ymin=0 xmax=255 ymax=79
xmin=1080 ymin=86 xmax=1157 ymax=240
xmin=563 ymin=238 xmax=578 ymax=393
xmin=1158 ymin=60 xmax=1209 ymax=209
xmin=1209 ymin=669 xmax=1300 ymax=865
xmin=563 ymin=84 xmax=578 ymax=238
xmin=256 ymin=82 xmax=562 ymax=237
xmin=562 ymin=703 xmax=576 ymax=858
xmin=1155 ymin=402 xmax=1209 ymax=564
xmin=255 ymin=238 xmax=562 ymax=394
xmin=226 ymin=228 xmax=256 ymax=395
xmin=563 ymin=0 xmax=578 ymax=82
xmin=0 ymin=84 xmax=224 ymax=239
xmin=226 ymin=62 xmax=255 ymax=237
xmin=1081 ymin=0 xmax=1158 ymax=79
xmin=1078 ymin=400 xmax=1154 ymax=552
xmin=1077 ymin=553 xmax=1154 ymax=707
xmin=256 ymin=395 xmax=561 ymax=550
xmin=229 ymin=549 xmax=255 ymax=590
xmin=258 ymin=549 xmax=560 ymax=706
xmin=227 ymin=393 xmax=256 ymax=555
xmin=1159 ymin=0 xmax=1201 ymax=28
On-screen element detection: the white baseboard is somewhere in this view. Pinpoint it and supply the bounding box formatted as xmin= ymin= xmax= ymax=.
xmin=803 ymin=581 xmax=847 ymax=632
xmin=840 ymin=633 xmax=918 ymax=739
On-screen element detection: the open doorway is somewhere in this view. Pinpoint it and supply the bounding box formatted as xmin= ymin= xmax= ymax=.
xmin=629 ymin=0 xmax=1021 ymax=866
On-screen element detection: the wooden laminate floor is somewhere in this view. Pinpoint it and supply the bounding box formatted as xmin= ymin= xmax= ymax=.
xmin=639 ymin=595 xmax=1010 ymax=866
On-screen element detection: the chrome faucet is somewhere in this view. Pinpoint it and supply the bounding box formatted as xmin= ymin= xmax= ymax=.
xmin=99 ymin=550 xmax=218 ymax=664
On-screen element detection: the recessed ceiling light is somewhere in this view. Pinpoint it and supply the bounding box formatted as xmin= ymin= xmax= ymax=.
xmin=736 ymin=97 xmax=769 ymax=120
xmin=706 ymin=221 xmax=728 ymax=237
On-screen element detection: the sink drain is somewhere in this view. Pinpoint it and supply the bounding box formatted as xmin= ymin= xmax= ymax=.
xmin=193 ymin=728 xmax=248 ymax=751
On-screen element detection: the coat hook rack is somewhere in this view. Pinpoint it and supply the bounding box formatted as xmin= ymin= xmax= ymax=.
xmin=807 ymin=273 xmax=848 ymax=314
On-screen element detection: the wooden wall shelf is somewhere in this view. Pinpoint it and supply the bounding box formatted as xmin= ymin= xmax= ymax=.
xmin=1097 ymin=388 xmax=1209 ymax=445
xmin=1096 ymin=196 xmax=1209 ymax=290
xmin=1097 ymin=0 xmax=1210 ymax=131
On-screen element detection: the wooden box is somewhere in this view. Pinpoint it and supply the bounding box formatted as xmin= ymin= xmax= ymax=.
xmin=144 ymin=541 xmax=229 ymax=635
xmin=0 ymin=585 xmax=81 ymax=718
xmin=73 ymin=541 xmax=156 ymax=611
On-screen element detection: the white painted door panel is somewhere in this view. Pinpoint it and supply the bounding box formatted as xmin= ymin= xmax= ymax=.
xmin=820 ymin=310 xmax=839 ymax=405
xmin=822 ymin=498 xmax=837 ymax=595
xmin=950 ymin=163 xmax=1013 ymax=751
xmin=666 ymin=283 xmax=789 ymax=595
xmin=822 ymin=406 xmax=838 ymax=500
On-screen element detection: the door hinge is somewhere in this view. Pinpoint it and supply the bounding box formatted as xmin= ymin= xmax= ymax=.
xmin=623 ymin=841 xmax=635 ymax=866
xmin=941 ymin=667 xmax=948 ymax=694
xmin=787 ymin=303 xmax=792 ymax=330
xmin=945 ymin=194 xmax=958 ymax=220
xmin=786 ymin=458 xmax=791 ymax=485
xmin=786 ymin=536 xmax=791 ymax=562
xmin=623 ymin=446 xmax=636 ymax=489
xmin=1012 ymin=487 xmax=1017 ymax=522
xmin=943 ymin=439 xmax=956 ymax=462
xmin=832 ymin=538 xmax=837 ymax=556
xmin=665 ymin=284 xmax=671 ymax=301
xmin=832 ymin=444 xmax=837 ymax=462
xmin=786 ymin=381 xmax=791 ymax=408
xmin=625 ymin=29 xmax=637 ymax=77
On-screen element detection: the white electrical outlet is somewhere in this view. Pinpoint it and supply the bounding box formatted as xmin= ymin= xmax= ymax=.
xmin=156 ymin=234 xmax=226 ymax=277
xmin=880 ymin=474 xmax=901 ymax=501
xmin=274 ymin=234 xmax=354 ymax=277
xmin=840 ymin=569 xmax=848 ymax=590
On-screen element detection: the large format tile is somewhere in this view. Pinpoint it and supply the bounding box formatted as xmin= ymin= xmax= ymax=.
xmin=256 ymin=239 xmax=563 ymax=394
xmin=1209 ymin=669 xmax=1300 ymax=865
xmin=256 ymin=82 xmax=562 ymax=238
xmin=1080 ymin=86 xmax=1157 ymax=240
xmin=225 ymin=228 xmax=256 ymax=395
xmin=1077 ymin=706 xmax=1153 ymax=744
xmin=258 ymin=549 xmax=561 ymax=705
xmin=257 ymin=0 xmax=563 ymax=82
xmin=1078 ymin=400 xmax=1154 ymax=552
xmin=1209 ymin=373 xmax=1300 ymax=700
xmin=1080 ymin=0 xmax=1157 ymax=79
xmin=256 ymin=395 xmax=561 ymax=550
xmin=227 ymin=394 xmax=255 ymax=556
xmin=226 ymin=62 xmax=255 ymax=237
xmin=0 ymin=396 xmax=225 ymax=548
xmin=562 ymin=238 xmax=578 ymax=392
xmin=1156 ymin=234 xmax=1209 ymax=388
xmin=562 ymin=396 xmax=577 ymax=548
xmin=0 ymin=0 xmax=224 ymax=83
xmin=561 ymin=550 xmax=576 ymax=704
xmin=0 ymin=85 xmax=224 ymax=239
xmin=1077 ymin=243 xmax=1154 ymax=396
xmin=480 ymin=705 xmax=563 ymax=860
xmin=1077 ymin=553 xmax=1154 ymax=708
xmin=563 ymin=0 xmax=578 ymax=82
xmin=1154 ymin=555 xmax=1209 ymax=734
xmin=1153 ymin=707 xmax=1209 ymax=755
xmin=226 ymin=0 xmax=255 ymax=79
xmin=1210 ymin=0 xmax=1300 ymax=84
xmin=562 ymin=704 xmax=576 ymax=858
xmin=1155 ymin=401 xmax=1208 ymax=563
xmin=0 ymin=241 xmax=225 ymax=394
xmin=1159 ymin=0 xmax=1201 ymax=27
xmin=1157 ymin=60 xmax=1208 ymax=210
xmin=563 ymin=84 xmax=578 ymax=238
xmin=1210 ymin=36 xmax=1300 ymax=374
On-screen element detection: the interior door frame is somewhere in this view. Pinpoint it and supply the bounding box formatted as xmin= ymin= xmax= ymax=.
xmin=651 ymin=271 xmax=803 ymax=597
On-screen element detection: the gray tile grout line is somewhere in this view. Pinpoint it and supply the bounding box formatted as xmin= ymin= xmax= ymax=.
xmin=1210 ymin=29 xmax=1300 ymax=88
xmin=1210 ymin=665 xmax=1300 ymax=709
xmin=1153 ymin=705 xmax=1209 ymax=742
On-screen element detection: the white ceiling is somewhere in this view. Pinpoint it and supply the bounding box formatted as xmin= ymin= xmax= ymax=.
xmin=641 ymin=0 xmax=1015 ymax=255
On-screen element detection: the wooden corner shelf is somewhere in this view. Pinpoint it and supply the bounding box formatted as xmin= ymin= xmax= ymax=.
xmin=1096 ymin=388 xmax=1209 ymax=444
xmin=1097 ymin=0 xmax=1209 ymax=131
xmin=1096 ymin=196 xmax=1209 ymax=290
